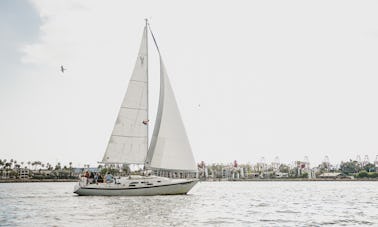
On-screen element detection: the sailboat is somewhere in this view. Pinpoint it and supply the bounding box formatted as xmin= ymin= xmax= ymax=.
xmin=74 ymin=20 xmax=198 ymax=196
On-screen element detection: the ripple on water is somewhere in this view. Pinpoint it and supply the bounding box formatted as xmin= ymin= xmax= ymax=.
xmin=314 ymin=219 xmax=375 ymax=226
xmin=275 ymin=209 xmax=301 ymax=214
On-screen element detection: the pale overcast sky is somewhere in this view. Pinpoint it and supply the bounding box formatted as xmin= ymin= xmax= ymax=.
xmin=1 ymin=0 xmax=378 ymax=167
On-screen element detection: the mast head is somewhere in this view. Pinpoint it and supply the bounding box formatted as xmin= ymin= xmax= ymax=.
xmin=144 ymin=18 xmax=149 ymax=26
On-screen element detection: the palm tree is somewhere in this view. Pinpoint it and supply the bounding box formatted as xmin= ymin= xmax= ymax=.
xmin=1 ymin=160 xmax=6 ymax=177
xmin=4 ymin=162 xmax=11 ymax=178
xmin=35 ymin=161 xmax=42 ymax=170
xmin=69 ymin=162 xmax=73 ymax=177
xmin=55 ymin=162 xmax=61 ymax=170
xmin=0 ymin=160 xmax=3 ymax=177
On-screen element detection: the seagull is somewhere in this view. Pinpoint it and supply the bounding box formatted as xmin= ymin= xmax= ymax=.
xmin=60 ymin=65 xmax=67 ymax=73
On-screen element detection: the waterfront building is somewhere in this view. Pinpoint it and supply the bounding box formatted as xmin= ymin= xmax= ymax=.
xmin=31 ymin=169 xmax=53 ymax=178
xmin=308 ymin=169 xmax=317 ymax=179
xmin=239 ymin=167 xmax=245 ymax=178
xmin=295 ymin=160 xmax=310 ymax=177
xmin=271 ymin=156 xmax=280 ymax=171
xmin=18 ymin=168 xmax=30 ymax=179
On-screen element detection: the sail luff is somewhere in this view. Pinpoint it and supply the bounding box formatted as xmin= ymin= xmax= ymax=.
xmin=145 ymin=56 xmax=165 ymax=166
xmin=102 ymin=25 xmax=149 ymax=164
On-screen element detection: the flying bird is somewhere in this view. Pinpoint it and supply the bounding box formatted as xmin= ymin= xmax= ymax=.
xmin=60 ymin=65 xmax=67 ymax=73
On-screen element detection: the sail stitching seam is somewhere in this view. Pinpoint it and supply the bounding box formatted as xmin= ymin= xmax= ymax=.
xmin=111 ymin=135 xmax=147 ymax=138
xmin=130 ymin=79 xmax=147 ymax=84
xmin=120 ymin=107 xmax=147 ymax=110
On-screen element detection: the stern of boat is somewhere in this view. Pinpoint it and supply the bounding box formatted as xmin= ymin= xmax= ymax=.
xmin=73 ymin=177 xmax=86 ymax=195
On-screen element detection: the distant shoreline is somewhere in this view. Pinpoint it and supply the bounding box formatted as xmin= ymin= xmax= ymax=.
xmin=0 ymin=179 xmax=78 ymax=183
xmin=204 ymin=178 xmax=378 ymax=182
xmin=1 ymin=178 xmax=377 ymax=183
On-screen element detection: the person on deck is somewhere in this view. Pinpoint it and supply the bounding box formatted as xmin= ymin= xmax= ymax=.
xmin=89 ymin=171 xmax=94 ymax=184
xmin=84 ymin=171 xmax=90 ymax=185
xmin=97 ymin=173 xmax=103 ymax=183
xmin=105 ymin=172 xmax=113 ymax=183
xmin=94 ymin=172 xmax=98 ymax=184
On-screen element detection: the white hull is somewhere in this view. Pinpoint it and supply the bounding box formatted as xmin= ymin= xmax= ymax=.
xmin=73 ymin=176 xmax=198 ymax=196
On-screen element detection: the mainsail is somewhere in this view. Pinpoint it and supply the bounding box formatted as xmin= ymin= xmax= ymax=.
xmin=102 ymin=25 xmax=148 ymax=164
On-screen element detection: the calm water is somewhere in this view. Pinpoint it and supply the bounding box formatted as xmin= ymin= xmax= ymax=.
xmin=0 ymin=181 xmax=377 ymax=226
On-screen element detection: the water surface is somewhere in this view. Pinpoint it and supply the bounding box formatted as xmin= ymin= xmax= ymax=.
xmin=0 ymin=181 xmax=377 ymax=226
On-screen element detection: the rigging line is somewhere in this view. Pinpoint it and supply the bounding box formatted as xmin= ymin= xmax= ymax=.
xmin=147 ymin=23 xmax=161 ymax=55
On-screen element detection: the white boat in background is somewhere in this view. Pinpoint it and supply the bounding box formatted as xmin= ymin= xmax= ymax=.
xmin=74 ymin=20 xmax=198 ymax=196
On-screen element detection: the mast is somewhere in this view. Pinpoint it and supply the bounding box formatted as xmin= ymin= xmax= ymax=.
xmin=145 ymin=18 xmax=149 ymax=154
